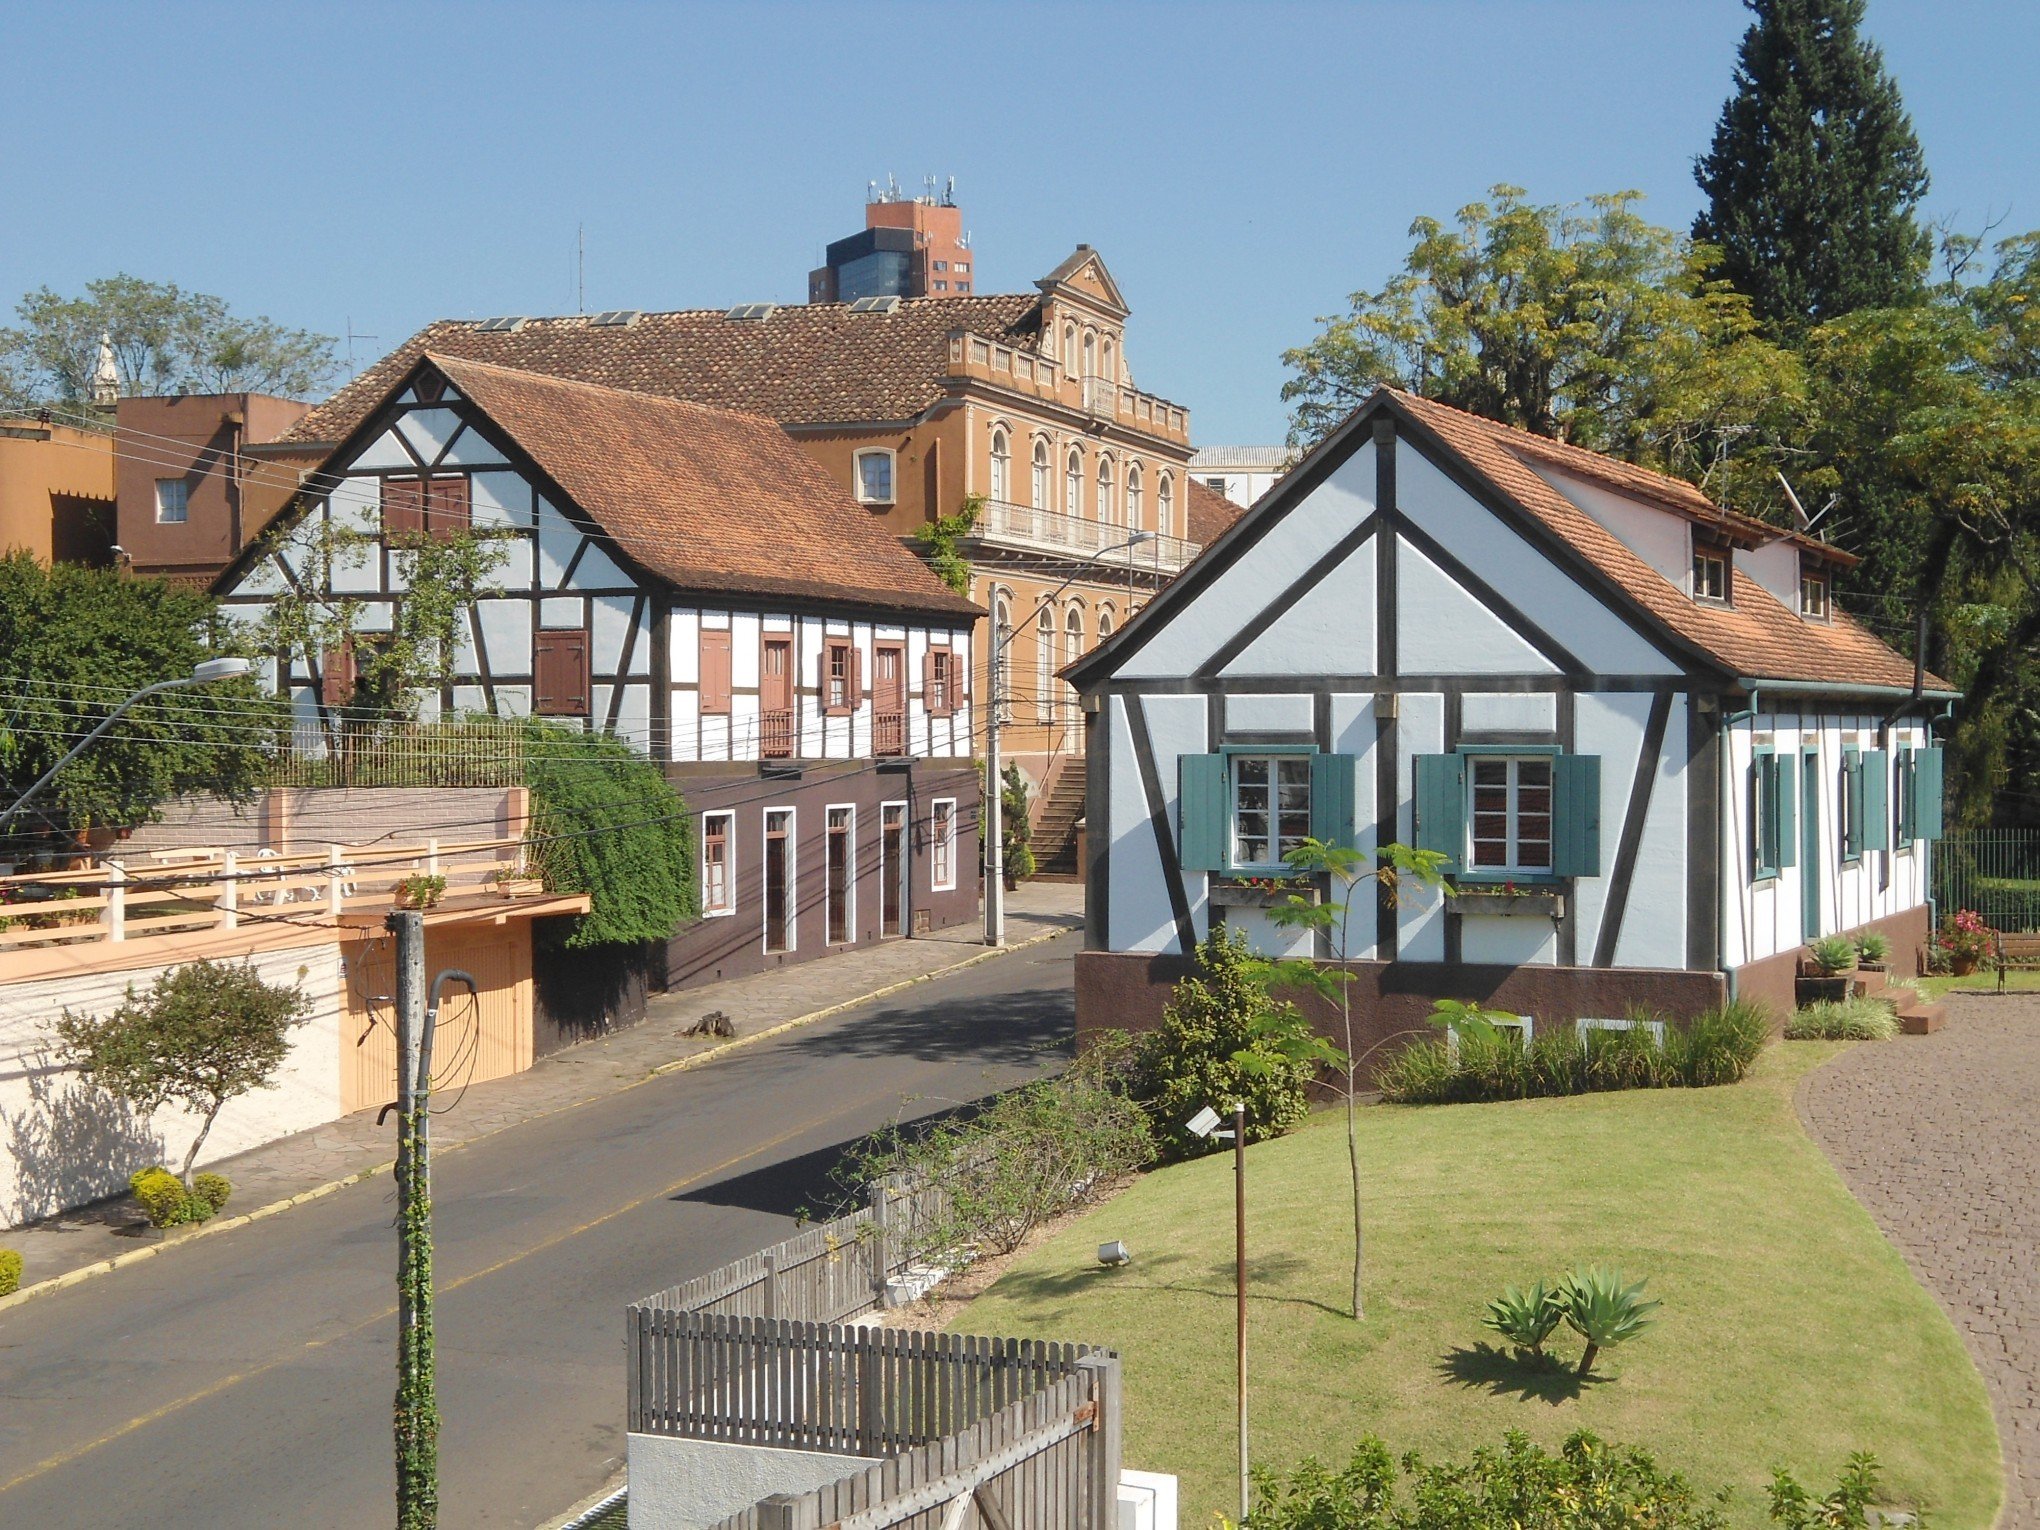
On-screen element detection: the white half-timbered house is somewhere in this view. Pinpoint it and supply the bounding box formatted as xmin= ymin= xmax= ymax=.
xmin=216 ymin=353 xmax=982 ymax=987
xmin=1065 ymin=387 xmax=1953 ymax=1042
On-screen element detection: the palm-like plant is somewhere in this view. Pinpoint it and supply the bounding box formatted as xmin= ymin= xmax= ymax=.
xmin=1482 ymin=1280 xmax=1565 ymax=1357
xmin=1561 ymin=1267 xmax=1662 ymax=1377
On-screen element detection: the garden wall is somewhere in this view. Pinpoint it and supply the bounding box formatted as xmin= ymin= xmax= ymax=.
xmin=0 ymin=939 xmax=346 ymax=1224
xmin=1729 ymin=904 xmax=1930 ymax=1023
xmin=117 ymin=786 xmax=528 ymax=857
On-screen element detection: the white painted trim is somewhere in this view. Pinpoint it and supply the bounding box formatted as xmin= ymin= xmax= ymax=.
xmin=824 ymin=802 xmax=857 ymax=945
xmin=700 ymin=809 xmax=737 ymax=918
xmin=763 ymin=805 xmax=796 ymax=954
xmin=930 ymin=797 xmax=957 ymax=892
xmin=1576 ymin=1015 xmax=1666 ymax=1042
xmin=853 ymin=447 xmax=897 ymax=505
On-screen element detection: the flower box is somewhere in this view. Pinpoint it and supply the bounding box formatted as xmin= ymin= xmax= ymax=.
xmin=1210 ymin=882 xmax=1318 ymax=909
xmin=494 ymin=878 xmax=545 ymax=899
xmin=1454 ymin=890 xmax=1565 ymax=919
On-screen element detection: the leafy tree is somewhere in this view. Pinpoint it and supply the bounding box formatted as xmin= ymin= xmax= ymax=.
xmin=1280 ymin=187 xmax=1801 ymax=512
xmin=1253 ymin=839 xmax=1451 ymax=1319
xmin=1693 ymin=0 xmax=1931 ymax=337
xmin=0 ymin=553 xmax=280 ymax=853
xmin=0 ymin=274 xmax=337 ymax=409
xmin=56 ymin=959 xmax=311 ymax=1187
xmin=521 ymin=719 xmax=695 ymax=948
xmin=914 ymin=494 xmax=982 ymax=596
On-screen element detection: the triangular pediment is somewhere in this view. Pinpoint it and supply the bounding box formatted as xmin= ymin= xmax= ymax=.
xmin=1037 ymin=247 xmax=1128 ymax=316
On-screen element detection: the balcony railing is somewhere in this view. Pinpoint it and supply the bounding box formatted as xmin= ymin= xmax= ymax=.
xmin=760 ymin=709 xmax=794 ymax=759
xmin=977 ymin=499 xmax=1201 ymax=575
xmin=874 ymin=711 xmax=905 ymax=757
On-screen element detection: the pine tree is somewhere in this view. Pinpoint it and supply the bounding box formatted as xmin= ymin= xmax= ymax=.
xmin=1693 ymin=0 xmax=1931 ymax=337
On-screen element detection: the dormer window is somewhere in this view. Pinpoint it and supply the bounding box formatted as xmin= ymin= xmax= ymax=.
xmin=1801 ymin=565 xmax=1830 ymax=621
xmin=1692 ymin=544 xmax=1729 ymax=603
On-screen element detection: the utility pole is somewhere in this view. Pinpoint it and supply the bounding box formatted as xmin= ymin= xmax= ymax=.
xmin=390 ymin=910 xmax=436 ymax=1530
xmin=1233 ymin=1100 xmax=1249 ymax=1526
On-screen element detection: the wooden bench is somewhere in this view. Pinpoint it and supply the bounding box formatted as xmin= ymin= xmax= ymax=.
xmin=1994 ymin=931 xmax=2040 ymax=992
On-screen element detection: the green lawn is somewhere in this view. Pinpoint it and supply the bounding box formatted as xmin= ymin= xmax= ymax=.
xmin=1917 ymin=966 xmax=2040 ymax=999
xmin=957 ymin=1044 xmax=2001 ymax=1527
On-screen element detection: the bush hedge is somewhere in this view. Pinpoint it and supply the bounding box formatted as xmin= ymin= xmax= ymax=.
xmin=1375 ymin=1003 xmax=1768 ymax=1105
xmin=0 ymin=1248 xmax=20 ymax=1296
xmin=1786 ymin=997 xmax=1899 ymax=1041
xmin=129 ymin=1166 xmax=233 ymax=1228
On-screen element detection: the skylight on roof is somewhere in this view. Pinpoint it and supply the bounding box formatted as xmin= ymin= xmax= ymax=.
xmin=847 ymin=296 xmax=902 ymax=314
xmin=725 ymin=303 xmax=777 ymax=321
xmin=475 ymin=316 xmax=527 ymax=333
xmin=590 ymin=309 xmax=641 ymax=328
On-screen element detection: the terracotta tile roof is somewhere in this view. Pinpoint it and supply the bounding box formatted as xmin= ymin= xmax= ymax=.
xmin=1389 ymin=390 xmax=1939 ymax=691
xmin=424 ymin=354 xmax=978 ymax=617
xmin=284 ymin=294 xmax=1044 ymax=447
xmin=1184 ymin=477 xmax=1246 ymax=545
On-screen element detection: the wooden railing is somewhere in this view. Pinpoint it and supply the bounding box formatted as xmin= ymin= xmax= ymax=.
xmin=874 ymin=711 xmax=906 ymax=757
xmin=0 ymin=835 xmax=538 ymax=955
xmin=760 ymin=709 xmax=795 ymax=759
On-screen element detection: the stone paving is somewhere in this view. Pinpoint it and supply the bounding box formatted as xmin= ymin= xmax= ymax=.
xmin=1797 ymin=993 xmax=2040 ymax=1525
xmin=3 ymin=884 xmax=1082 ymax=1292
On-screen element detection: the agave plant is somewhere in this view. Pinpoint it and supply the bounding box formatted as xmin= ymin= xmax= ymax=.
xmin=1561 ymin=1267 xmax=1662 ymax=1376
xmin=1481 ymin=1280 xmax=1565 ymax=1357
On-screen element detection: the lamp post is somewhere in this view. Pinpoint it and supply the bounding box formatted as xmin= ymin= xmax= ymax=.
xmin=0 ymin=656 xmax=253 ymax=838
xmin=1189 ymin=1101 xmax=1251 ymax=1523
xmin=983 ymin=532 xmax=1152 ymax=946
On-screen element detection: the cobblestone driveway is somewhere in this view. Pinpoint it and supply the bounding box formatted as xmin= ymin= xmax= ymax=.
xmin=1798 ymin=995 xmax=2038 ymax=1525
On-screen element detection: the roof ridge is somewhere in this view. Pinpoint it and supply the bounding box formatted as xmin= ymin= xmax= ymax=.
xmin=423 ymin=350 xmax=790 ymax=429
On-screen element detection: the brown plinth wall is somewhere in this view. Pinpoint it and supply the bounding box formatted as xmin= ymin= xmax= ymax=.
xmin=1729 ymin=903 xmax=1932 ymax=1022
xmin=1076 ymin=951 xmax=1728 ymax=1078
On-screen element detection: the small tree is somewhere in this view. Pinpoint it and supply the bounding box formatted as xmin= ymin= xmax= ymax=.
xmin=56 ymin=959 xmax=310 ymax=1187
xmin=1253 ymin=838 xmax=1452 ymax=1319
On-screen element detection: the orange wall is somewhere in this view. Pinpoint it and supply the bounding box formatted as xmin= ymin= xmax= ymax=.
xmin=115 ymin=393 xmax=311 ymax=581
xmin=0 ymin=421 xmax=116 ymax=564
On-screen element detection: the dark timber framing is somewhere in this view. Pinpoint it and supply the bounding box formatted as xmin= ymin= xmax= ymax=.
xmin=1373 ymin=416 xmax=1399 ymax=957
xmin=1124 ymin=695 xmax=1197 ymax=955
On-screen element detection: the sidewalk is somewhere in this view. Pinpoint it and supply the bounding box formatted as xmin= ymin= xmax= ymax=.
xmin=1 ymin=884 xmax=1083 ymax=1304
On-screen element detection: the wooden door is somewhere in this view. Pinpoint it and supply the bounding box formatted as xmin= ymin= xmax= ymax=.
xmin=341 ymin=924 xmax=534 ymax=1113
xmin=761 ymin=637 xmax=794 ymax=757
xmin=874 ymin=643 xmax=905 ymax=755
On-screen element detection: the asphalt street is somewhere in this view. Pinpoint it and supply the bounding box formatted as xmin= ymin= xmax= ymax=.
xmin=0 ymin=933 xmax=1077 ymax=1529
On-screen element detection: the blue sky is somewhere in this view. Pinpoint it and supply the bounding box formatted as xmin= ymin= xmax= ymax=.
xmin=6 ymin=1 xmax=2036 ymax=444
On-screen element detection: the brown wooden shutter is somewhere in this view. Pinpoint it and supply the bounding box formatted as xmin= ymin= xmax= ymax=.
xmin=851 ymin=644 xmax=864 ymax=710
xmin=700 ymin=629 xmax=732 ymax=714
xmin=383 ymin=478 xmax=426 ymax=537
xmin=922 ymin=649 xmax=937 ymax=714
xmin=926 ymin=646 xmax=954 ymax=717
xmin=320 ymin=642 xmax=356 ymax=708
xmin=425 ymin=475 xmax=471 ymax=540
xmin=534 ymin=629 xmax=591 ymax=716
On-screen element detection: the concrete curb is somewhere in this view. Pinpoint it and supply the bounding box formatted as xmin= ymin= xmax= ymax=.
xmin=0 ymin=925 xmax=1074 ymax=1315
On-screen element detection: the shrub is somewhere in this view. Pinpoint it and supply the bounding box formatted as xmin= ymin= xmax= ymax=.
xmin=191 ymin=1172 xmax=233 ymax=1216
xmin=1376 ymin=1002 xmax=1766 ymax=1105
xmin=1937 ymin=908 xmax=1993 ymax=963
xmin=1768 ymin=1452 xmax=1889 ymax=1529
xmin=1786 ymin=997 xmax=1899 ymax=1040
xmin=1808 ymin=934 xmax=1859 ymax=975
xmin=0 ymin=1248 xmax=20 ymax=1296
xmin=130 ymin=1166 xmax=203 ymax=1228
xmin=1481 ymin=1280 xmax=1564 ymax=1357
xmin=843 ymin=1042 xmax=1152 ymax=1258
xmin=1853 ymin=930 xmax=1892 ymax=965
xmin=1560 ymin=1267 xmax=1661 ymax=1377
xmin=1134 ymin=927 xmax=1318 ymax=1161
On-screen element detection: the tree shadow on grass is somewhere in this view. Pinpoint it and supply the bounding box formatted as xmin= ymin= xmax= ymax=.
xmin=1436 ymin=1342 xmax=1606 ymax=1406
xmin=984 ymin=1248 xmax=1353 ymax=1322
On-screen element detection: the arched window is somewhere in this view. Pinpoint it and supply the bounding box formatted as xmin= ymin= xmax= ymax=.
xmin=1158 ymin=474 xmax=1174 ymax=538
xmin=1062 ymin=604 xmax=1085 ymax=728
xmin=1063 ymin=322 xmax=1077 ymax=371
xmin=1082 ymin=329 xmax=1097 ymax=379
xmin=989 ymin=428 xmax=1010 ymax=503
xmin=1036 ymin=600 xmax=1055 ymax=723
xmin=1125 ymin=464 xmax=1144 ymax=530
xmin=1066 ymin=448 xmax=1083 ymax=517
xmin=992 ymin=590 xmax=1013 ymax=721
xmin=1096 ymin=457 xmax=1114 ymax=525
xmin=1031 ymin=439 xmax=1049 ymax=509
xmin=1101 ymin=336 xmax=1116 ymax=382
xmin=1097 ymin=605 xmax=1115 ymax=642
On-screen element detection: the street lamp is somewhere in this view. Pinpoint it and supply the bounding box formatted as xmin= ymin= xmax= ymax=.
xmin=1189 ymin=1101 xmax=1251 ymax=1524
xmin=0 ymin=656 xmax=253 ymax=837
xmin=983 ymin=531 xmax=1152 ymax=945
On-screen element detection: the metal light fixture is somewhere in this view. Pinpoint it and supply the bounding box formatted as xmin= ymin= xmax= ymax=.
xmin=1190 ymin=1100 xmax=1251 ymax=1523
xmin=1097 ymin=1240 xmax=1132 ymax=1267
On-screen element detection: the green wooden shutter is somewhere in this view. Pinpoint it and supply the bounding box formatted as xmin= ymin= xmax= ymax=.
xmin=1842 ymin=748 xmax=1864 ymax=860
xmin=1551 ymin=754 xmax=1602 ymax=877
xmin=1775 ymin=752 xmax=1798 ymax=868
xmin=1915 ymin=746 xmax=1946 ymax=839
xmin=1178 ymin=753 xmax=1228 ymax=872
xmin=1309 ymin=753 xmax=1358 ymax=851
xmin=1895 ymin=747 xmax=1916 ymax=844
xmin=1413 ymin=753 xmax=1464 ymax=871
xmin=1861 ymin=750 xmax=1890 ymax=852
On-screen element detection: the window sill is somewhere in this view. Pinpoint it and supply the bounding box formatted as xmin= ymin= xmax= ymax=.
xmin=1454 ymin=889 xmax=1565 ymax=919
xmin=1211 ymin=881 xmax=1318 ymax=909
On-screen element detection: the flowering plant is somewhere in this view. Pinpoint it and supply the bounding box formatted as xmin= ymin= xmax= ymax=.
xmin=1937 ymin=908 xmax=1993 ymax=962
xmin=1232 ymin=874 xmax=1309 ymax=894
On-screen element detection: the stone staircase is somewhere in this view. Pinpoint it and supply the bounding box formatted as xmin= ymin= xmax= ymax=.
xmin=1029 ymin=763 xmax=1088 ymax=882
xmin=1802 ymin=961 xmax=1949 ymax=1033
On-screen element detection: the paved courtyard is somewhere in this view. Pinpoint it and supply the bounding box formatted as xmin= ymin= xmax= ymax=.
xmin=1798 ymin=994 xmax=2039 ymax=1524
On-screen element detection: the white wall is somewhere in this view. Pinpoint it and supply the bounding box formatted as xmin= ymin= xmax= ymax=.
xmin=626 ymin=1434 xmax=875 ymax=1530
xmin=0 ymin=942 xmax=344 ymax=1224
xmin=1528 ymin=463 xmax=1692 ymax=592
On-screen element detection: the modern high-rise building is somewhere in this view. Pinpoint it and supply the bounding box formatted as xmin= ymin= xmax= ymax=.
xmin=808 ymin=178 xmax=976 ymax=303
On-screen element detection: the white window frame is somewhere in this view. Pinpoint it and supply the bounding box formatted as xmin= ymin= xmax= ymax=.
xmin=1447 ymin=1013 xmax=1533 ymax=1062
xmin=1465 ymin=754 xmax=1556 ymax=876
xmin=155 ymin=478 xmax=189 ymax=524
xmin=1801 ymin=569 xmax=1830 ymax=620
xmin=989 ymin=428 xmax=1010 ymax=503
xmin=762 ymin=806 xmax=796 ymax=954
xmin=879 ymin=798 xmax=909 ymax=936
xmin=1031 ymin=439 xmax=1050 ymax=509
xmin=1575 ymin=1015 xmax=1665 ymax=1043
xmin=1693 ymin=546 xmax=1728 ymax=602
xmin=701 ymin=809 xmax=737 ymax=918
xmin=824 ymin=803 xmax=856 ymax=946
xmin=854 ymin=448 xmax=896 ymax=506
xmin=930 ymin=797 xmax=956 ymax=891
xmin=1227 ymin=752 xmax=1313 ymax=874
xmin=1065 ymin=449 xmax=1083 ymax=517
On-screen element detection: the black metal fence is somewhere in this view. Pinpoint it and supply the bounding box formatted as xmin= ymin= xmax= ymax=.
xmin=1934 ymin=831 xmax=2040 ymax=932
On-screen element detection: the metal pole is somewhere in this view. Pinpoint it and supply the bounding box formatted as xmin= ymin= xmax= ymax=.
xmin=985 ymin=654 xmax=1005 ymax=947
xmin=390 ymin=909 xmax=437 ymax=1530
xmin=1234 ymin=1100 xmax=1249 ymax=1525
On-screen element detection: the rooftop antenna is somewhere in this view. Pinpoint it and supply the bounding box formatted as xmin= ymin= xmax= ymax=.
xmin=577 ymin=224 xmax=585 ymax=314
xmin=867 ymin=179 xmax=878 ymax=204
xmin=345 ymin=318 xmax=379 ymax=380
xmin=944 ymin=175 xmax=956 ymax=206
xmin=1775 ymin=470 xmax=1811 ymax=530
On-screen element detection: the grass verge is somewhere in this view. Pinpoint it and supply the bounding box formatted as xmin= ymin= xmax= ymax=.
xmin=955 ymin=1042 xmax=2000 ymax=1527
